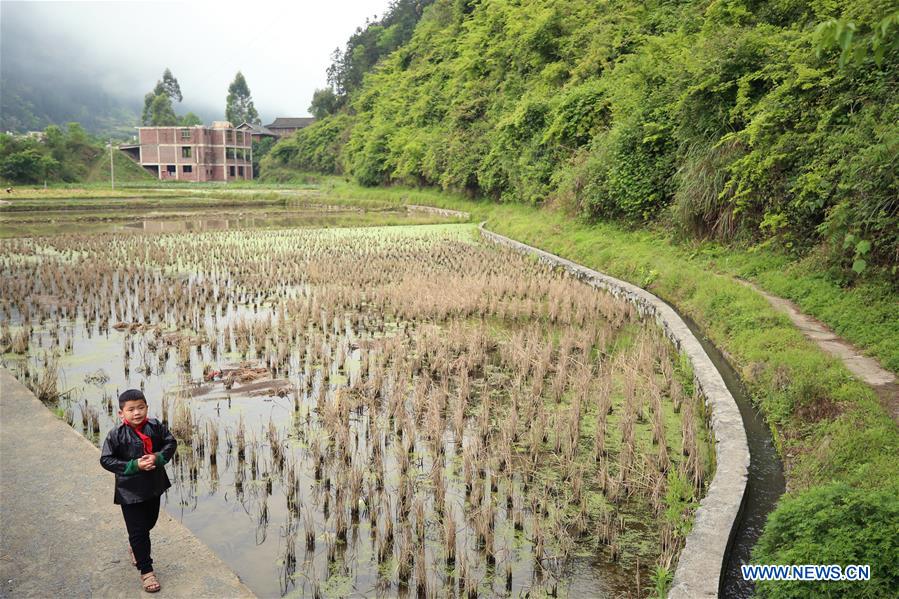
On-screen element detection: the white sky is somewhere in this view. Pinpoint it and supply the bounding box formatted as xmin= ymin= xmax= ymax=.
xmin=2 ymin=0 xmax=393 ymax=122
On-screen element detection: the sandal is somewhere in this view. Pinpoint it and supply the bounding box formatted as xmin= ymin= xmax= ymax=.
xmin=141 ymin=572 xmax=160 ymax=593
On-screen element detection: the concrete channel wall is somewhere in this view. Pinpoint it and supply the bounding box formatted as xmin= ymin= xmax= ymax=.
xmin=479 ymin=224 xmax=749 ymax=598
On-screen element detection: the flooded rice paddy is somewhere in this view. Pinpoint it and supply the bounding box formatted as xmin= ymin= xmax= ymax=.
xmin=0 ymin=202 xmax=462 ymax=237
xmin=0 ymin=215 xmax=713 ymax=598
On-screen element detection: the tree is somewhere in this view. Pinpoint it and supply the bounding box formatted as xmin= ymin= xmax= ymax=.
xmin=225 ymin=71 xmax=260 ymax=125
xmin=0 ymin=148 xmax=45 ymax=182
xmin=326 ymin=0 xmax=436 ymax=97
xmin=65 ymin=122 xmax=90 ymax=148
xmin=309 ymin=88 xmax=339 ymax=119
xmin=39 ymin=154 xmax=61 ymax=181
xmin=160 ymin=68 xmax=182 ymax=102
xmin=252 ymin=136 xmax=276 ymax=178
xmin=148 ymin=94 xmax=178 ymax=126
xmin=142 ymin=68 xmax=183 ymax=125
xmin=44 ymin=125 xmax=65 ymax=162
xmin=179 ymin=112 xmax=202 ymax=126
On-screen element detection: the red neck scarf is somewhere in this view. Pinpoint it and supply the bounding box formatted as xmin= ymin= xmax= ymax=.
xmin=123 ymin=416 xmax=153 ymax=455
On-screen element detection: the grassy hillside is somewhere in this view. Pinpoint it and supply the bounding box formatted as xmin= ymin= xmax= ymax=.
xmin=265 ymin=0 xmax=898 ymax=282
xmin=83 ymin=148 xmax=155 ymax=184
xmin=0 ymin=124 xmax=151 ymax=186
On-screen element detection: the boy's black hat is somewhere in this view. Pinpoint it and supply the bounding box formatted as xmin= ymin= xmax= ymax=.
xmin=118 ymin=388 xmax=146 ymax=408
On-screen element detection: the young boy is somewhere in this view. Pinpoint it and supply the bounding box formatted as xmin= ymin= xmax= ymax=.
xmin=100 ymin=389 xmax=177 ymax=593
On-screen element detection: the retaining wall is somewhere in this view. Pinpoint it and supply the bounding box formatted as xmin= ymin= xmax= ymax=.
xmin=479 ymin=223 xmax=749 ymax=598
xmin=404 ymin=204 xmax=471 ymax=219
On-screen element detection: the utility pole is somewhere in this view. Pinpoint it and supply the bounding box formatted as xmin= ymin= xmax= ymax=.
xmin=109 ymin=138 xmax=115 ymax=190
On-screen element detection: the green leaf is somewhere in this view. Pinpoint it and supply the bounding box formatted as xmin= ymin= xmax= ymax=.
xmin=838 ymin=25 xmax=855 ymax=50
xmin=852 ymin=258 xmax=867 ymax=274
xmin=855 ymin=240 xmax=871 ymax=255
xmin=843 ymin=233 xmax=856 ymax=249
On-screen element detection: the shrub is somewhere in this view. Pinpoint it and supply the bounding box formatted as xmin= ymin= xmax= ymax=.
xmin=753 ymin=483 xmax=899 ymax=598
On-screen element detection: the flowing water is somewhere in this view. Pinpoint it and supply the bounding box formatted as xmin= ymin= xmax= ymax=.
xmin=676 ymin=312 xmax=785 ymax=597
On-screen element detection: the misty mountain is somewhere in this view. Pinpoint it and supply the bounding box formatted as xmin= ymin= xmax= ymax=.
xmin=0 ymin=3 xmax=218 ymax=137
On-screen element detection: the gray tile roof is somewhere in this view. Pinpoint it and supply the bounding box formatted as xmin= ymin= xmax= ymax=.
xmin=237 ymin=122 xmax=278 ymax=136
xmin=265 ymin=117 xmax=316 ymax=129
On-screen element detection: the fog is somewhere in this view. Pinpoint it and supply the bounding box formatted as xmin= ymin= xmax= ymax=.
xmin=1 ymin=0 xmax=393 ymax=126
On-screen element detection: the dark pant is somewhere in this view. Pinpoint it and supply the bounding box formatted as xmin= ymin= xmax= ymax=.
xmin=121 ymin=496 xmax=161 ymax=575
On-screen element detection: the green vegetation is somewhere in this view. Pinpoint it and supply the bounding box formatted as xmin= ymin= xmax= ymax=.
xmin=252 ymin=136 xmax=277 ymax=178
xmin=0 ymin=124 xmax=153 ymax=185
xmin=325 ymin=0 xmax=437 ymax=98
xmin=266 ymin=0 xmax=899 ymax=281
xmin=225 ymin=71 xmax=260 ymax=126
xmin=753 ymin=483 xmax=898 ymax=598
xmin=260 ymin=114 xmax=353 ymax=179
xmin=141 ymin=68 xmax=202 ymax=127
xmin=82 ymin=145 xmax=155 ymax=184
xmin=308 ymin=87 xmax=339 ymax=119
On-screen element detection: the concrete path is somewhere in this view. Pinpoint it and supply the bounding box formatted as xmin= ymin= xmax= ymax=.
xmin=737 ymin=279 xmax=898 ymax=423
xmin=0 ymin=369 xmax=255 ymax=599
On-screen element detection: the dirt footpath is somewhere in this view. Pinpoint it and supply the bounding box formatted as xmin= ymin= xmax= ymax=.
xmin=0 ymin=369 xmax=255 ymax=599
xmin=737 ymin=279 xmax=899 ymax=423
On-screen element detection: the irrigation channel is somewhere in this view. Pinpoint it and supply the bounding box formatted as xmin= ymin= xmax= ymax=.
xmin=0 ymin=207 xmax=774 ymax=598
xmin=675 ymin=312 xmax=785 ymax=597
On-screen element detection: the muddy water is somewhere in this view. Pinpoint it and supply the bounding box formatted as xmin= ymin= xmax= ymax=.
xmin=8 ymin=305 xmax=632 ymax=597
xmin=0 ymin=205 xmax=463 ymax=237
xmin=2 ymin=222 xmax=708 ymax=598
xmin=7 ymin=301 xmax=537 ymax=597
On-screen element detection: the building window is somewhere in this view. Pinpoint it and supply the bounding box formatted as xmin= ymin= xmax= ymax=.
xmin=226 ymin=130 xmax=233 ymax=143
xmin=183 ymin=165 xmax=192 ymax=173
xmin=166 ymin=165 xmax=176 ymax=174
xmin=229 ymin=166 xmax=235 ymax=177
xmin=238 ymin=166 xmax=244 ymax=177
xmin=180 ymin=128 xmax=191 ymax=140
xmin=236 ymin=131 xmax=244 ymax=143
xmin=181 ymin=146 xmax=192 ymax=158
xmin=226 ymin=147 xmax=234 ymax=159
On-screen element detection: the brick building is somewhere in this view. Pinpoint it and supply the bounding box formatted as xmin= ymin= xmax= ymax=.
xmin=123 ymin=122 xmax=253 ymax=182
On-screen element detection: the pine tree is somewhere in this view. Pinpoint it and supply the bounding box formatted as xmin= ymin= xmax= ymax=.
xmin=225 ymin=71 xmax=260 ymax=126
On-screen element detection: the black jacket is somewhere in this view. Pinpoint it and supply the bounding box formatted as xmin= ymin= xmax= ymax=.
xmin=100 ymin=418 xmax=177 ymax=505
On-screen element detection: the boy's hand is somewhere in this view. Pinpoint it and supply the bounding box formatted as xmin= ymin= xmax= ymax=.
xmin=137 ymin=454 xmax=156 ymax=471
